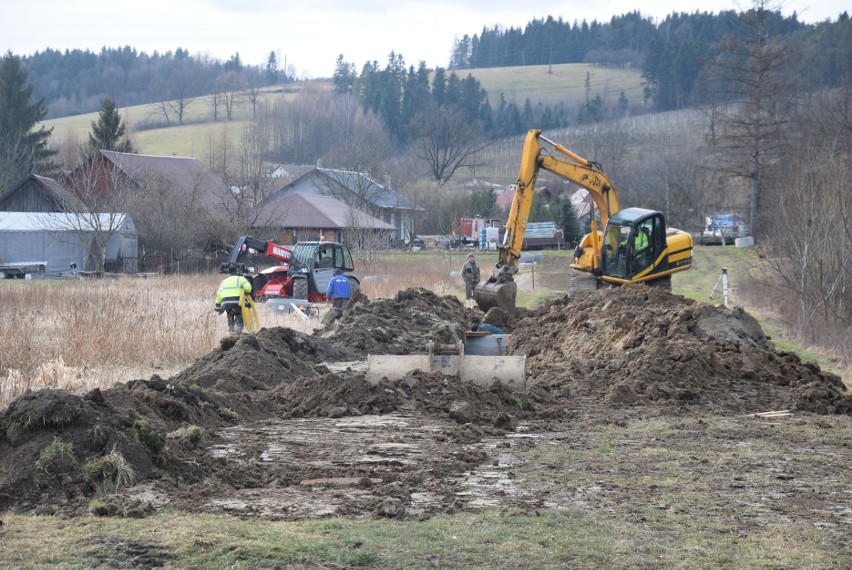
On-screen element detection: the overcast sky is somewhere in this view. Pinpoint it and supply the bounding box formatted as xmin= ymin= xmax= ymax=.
xmin=2 ymin=0 xmax=846 ymax=78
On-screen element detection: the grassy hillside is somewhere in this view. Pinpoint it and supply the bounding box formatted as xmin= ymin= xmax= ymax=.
xmin=468 ymin=63 xmax=646 ymax=109
xmin=45 ymin=86 xmax=302 ymax=158
xmin=43 ymin=64 xmax=645 ymax=160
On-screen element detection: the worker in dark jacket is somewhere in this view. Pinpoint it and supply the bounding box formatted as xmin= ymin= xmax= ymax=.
xmin=326 ymin=268 xmax=352 ymax=311
xmin=215 ymin=266 xmax=252 ymax=332
xmin=461 ymin=254 xmax=480 ymax=309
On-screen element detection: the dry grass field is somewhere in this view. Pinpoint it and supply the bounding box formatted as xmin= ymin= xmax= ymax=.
xmin=0 ymin=251 xmax=471 ymax=409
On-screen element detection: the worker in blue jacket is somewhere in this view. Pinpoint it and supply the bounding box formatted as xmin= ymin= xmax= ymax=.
xmin=326 ymin=268 xmax=352 ymax=311
xmin=471 ymin=322 xmax=505 ymax=334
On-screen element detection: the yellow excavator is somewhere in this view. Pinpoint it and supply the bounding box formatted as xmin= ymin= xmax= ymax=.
xmin=474 ymin=129 xmax=693 ymax=312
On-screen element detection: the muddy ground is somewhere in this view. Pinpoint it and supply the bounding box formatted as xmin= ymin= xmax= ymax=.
xmin=1 ymin=271 xmax=850 ymax=532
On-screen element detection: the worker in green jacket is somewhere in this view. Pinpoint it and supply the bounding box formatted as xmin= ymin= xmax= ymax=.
xmin=215 ymin=265 xmax=252 ymax=332
xmin=632 ymin=227 xmax=651 ymax=271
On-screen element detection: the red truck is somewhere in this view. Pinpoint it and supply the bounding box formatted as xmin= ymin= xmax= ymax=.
xmin=452 ymin=217 xmax=502 ymax=246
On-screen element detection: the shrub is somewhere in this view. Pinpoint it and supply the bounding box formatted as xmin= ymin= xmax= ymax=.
xmin=129 ymin=418 xmax=166 ymax=465
xmin=35 ymin=437 xmax=77 ymax=475
xmin=82 ymin=445 xmax=136 ymax=494
xmin=166 ymin=424 xmax=205 ymax=445
xmin=87 ymin=498 xmax=118 ymax=516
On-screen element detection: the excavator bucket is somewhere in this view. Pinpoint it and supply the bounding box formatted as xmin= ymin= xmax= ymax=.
xmin=366 ymin=339 xmax=525 ymax=393
xmin=473 ymin=279 xmax=517 ymax=313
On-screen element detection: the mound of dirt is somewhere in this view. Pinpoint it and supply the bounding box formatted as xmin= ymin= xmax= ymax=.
xmin=1 ymin=284 xmax=849 ymax=518
xmin=513 ymin=285 xmax=851 ymax=416
xmin=168 ymin=327 xmax=355 ymax=393
xmin=318 ymin=288 xmax=476 ymax=354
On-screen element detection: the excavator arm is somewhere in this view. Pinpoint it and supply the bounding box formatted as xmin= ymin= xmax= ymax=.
xmin=473 ymin=129 xmax=620 ymax=312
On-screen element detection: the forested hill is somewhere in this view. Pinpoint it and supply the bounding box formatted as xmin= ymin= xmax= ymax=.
xmin=450 ymin=10 xmax=851 ymax=110
xmin=18 ymin=8 xmax=852 ymax=119
xmin=21 ymin=47 xmax=284 ymax=119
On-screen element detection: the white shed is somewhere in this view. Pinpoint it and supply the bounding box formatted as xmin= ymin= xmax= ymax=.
xmin=0 ymin=212 xmax=137 ymax=278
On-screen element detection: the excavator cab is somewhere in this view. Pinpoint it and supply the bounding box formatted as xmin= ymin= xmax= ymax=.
xmin=601 ymin=208 xmax=667 ymax=282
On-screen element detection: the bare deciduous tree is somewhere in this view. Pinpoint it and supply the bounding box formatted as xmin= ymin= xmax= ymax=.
xmin=705 ymin=0 xmax=800 ymax=241
xmin=764 ymin=142 xmax=850 ymax=331
xmin=0 ymin=131 xmax=39 ymax=192
xmin=217 ymin=71 xmax=246 ymax=121
xmin=61 ymin=158 xmax=141 ymax=272
xmin=207 ymin=118 xmax=284 ymax=236
xmin=397 ymin=177 xmax=439 ymax=247
xmin=342 ymin=206 xmax=390 ymax=273
xmin=314 ymin=168 xmax=388 ymax=222
xmin=207 ymin=91 xmax=222 ymax=122
xmin=243 ymin=67 xmax=264 ymax=119
xmin=410 ymin=104 xmax=491 ymax=185
xmin=761 ymin=84 xmax=852 ymax=351
xmin=131 ymin=170 xmax=216 ymax=268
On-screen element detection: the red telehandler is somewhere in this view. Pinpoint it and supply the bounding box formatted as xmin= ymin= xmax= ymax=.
xmin=221 ymin=236 xmax=359 ymax=304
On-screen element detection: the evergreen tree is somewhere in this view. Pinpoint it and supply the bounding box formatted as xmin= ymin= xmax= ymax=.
xmin=401 ymin=63 xmax=431 ymax=133
xmin=0 ymin=50 xmax=56 ymax=190
xmin=377 ymin=53 xmax=405 ymax=142
xmin=556 ymin=196 xmax=581 ymax=245
xmin=265 ymin=51 xmax=279 ymax=84
xmin=224 ymin=52 xmax=243 ymax=72
xmin=539 ymin=105 xmax=557 ymax=129
xmin=355 ymin=60 xmax=381 ymax=112
xmin=431 ymin=68 xmax=447 ymax=107
xmin=332 ymin=54 xmax=356 ymax=94
xmin=445 ymin=73 xmax=462 ymax=106
xmin=459 ymin=74 xmax=485 ymax=123
xmin=88 ymin=97 xmax=135 ymax=154
xmin=522 ymin=98 xmax=534 ymax=128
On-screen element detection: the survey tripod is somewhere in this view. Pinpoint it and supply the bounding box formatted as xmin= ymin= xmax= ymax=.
xmin=709 ymin=266 xmax=738 ymax=308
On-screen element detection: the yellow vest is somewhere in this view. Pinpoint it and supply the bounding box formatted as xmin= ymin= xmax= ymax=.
xmin=216 ymin=275 xmax=251 ymax=304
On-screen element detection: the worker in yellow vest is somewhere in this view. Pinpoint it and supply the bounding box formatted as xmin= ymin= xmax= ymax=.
xmin=215 ymin=265 xmax=252 ymax=332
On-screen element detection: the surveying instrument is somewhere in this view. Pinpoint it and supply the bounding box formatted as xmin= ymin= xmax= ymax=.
xmin=709 ymin=266 xmax=738 ymax=308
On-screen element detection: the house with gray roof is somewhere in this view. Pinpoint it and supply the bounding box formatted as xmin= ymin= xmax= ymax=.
xmin=0 ymin=174 xmax=139 ymax=274
xmin=255 ymin=192 xmax=395 ymax=245
xmin=75 ymin=151 xmax=232 ymax=212
xmin=266 ymin=167 xmax=423 ymax=241
xmin=1 ymin=152 xmax=235 ymax=273
xmin=0 ymin=174 xmax=83 ymax=213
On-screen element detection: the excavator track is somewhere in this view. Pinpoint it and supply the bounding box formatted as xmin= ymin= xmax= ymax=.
xmin=569 ymin=269 xmax=600 ymax=298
